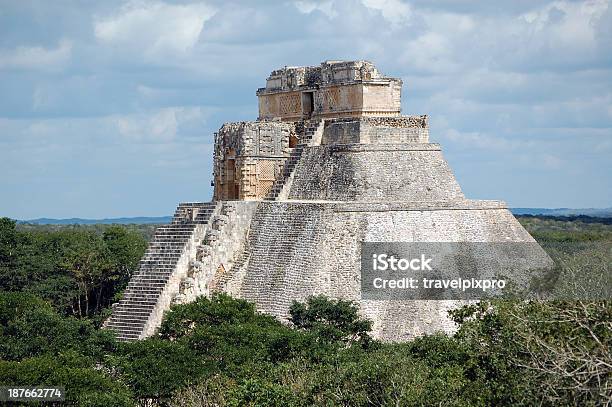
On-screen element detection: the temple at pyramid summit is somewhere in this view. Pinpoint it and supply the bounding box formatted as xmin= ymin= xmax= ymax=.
xmin=105 ymin=60 xmax=551 ymax=341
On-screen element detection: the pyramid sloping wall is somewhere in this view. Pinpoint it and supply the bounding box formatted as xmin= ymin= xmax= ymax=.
xmin=220 ymin=199 xmax=550 ymax=341
xmin=287 ymin=143 xmax=464 ymax=202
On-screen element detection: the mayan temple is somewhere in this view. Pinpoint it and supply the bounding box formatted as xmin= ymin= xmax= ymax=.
xmin=106 ymin=60 xmax=550 ymax=342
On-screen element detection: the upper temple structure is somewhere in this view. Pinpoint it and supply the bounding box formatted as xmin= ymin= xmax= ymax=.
xmin=106 ymin=61 xmax=551 ymax=342
xmin=256 ymin=60 xmax=402 ymax=121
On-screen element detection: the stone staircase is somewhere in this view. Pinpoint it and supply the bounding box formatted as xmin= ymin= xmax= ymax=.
xmin=104 ymin=202 xmax=218 ymax=341
xmin=264 ymin=119 xmax=323 ymax=201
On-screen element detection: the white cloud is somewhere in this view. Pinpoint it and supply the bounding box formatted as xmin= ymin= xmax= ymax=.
xmin=442 ymin=128 xmax=535 ymax=151
xmin=518 ymin=0 xmax=608 ymax=53
xmin=397 ymin=32 xmax=457 ymax=74
xmin=294 ymin=1 xmax=337 ymax=18
xmin=114 ymin=107 xmax=209 ymax=142
xmin=94 ymin=1 xmax=216 ymax=58
xmin=116 ymin=109 xmax=177 ymax=142
xmin=361 ymin=0 xmax=411 ymax=26
xmin=1 ymin=0 xmax=611 ymax=214
xmin=0 ymin=39 xmax=72 ymax=71
xmin=541 ymin=153 xmax=563 ymax=170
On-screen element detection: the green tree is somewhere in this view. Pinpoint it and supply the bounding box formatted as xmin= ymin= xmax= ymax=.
xmin=0 ymin=222 xmax=147 ymax=319
xmin=0 ymin=292 xmax=116 ymax=361
xmin=0 ymin=352 xmax=134 ymax=407
xmin=109 ymin=339 xmax=213 ymax=403
xmin=451 ymin=300 xmax=612 ymax=406
xmin=159 ymin=294 xmax=307 ymax=372
xmin=289 ymin=295 xmax=373 ymax=346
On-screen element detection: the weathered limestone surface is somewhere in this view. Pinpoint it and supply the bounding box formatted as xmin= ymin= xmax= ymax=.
xmin=105 ymin=202 xmax=219 ymax=340
xmin=178 ymin=201 xmax=257 ymax=303
xmin=287 ymin=144 xmax=464 ymax=202
xmin=322 ymin=116 xmax=429 ymax=145
xmin=220 ymin=202 xmax=549 ymax=341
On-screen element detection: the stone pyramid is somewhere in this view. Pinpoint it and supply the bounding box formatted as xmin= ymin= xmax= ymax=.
xmin=106 ymin=61 xmax=551 ymax=341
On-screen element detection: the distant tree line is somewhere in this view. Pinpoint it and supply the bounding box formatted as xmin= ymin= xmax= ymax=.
xmin=518 ymin=214 xmax=612 ymax=225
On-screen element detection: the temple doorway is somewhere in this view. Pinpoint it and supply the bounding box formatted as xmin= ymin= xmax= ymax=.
xmin=302 ymin=91 xmax=314 ymax=117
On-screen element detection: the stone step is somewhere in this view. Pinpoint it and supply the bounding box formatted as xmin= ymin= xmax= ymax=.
xmin=149 ymin=238 xmax=191 ymax=242
xmin=144 ymin=248 xmax=184 ymax=252
xmin=128 ymin=278 xmax=168 ymax=284
xmin=130 ymin=274 xmax=171 ymax=279
xmin=114 ymin=310 xmax=154 ymax=318
xmin=110 ymin=313 xmax=150 ymax=321
xmin=106 ymin=325 xmax=145 ymax=334
xmin=119 ymin=299 xmax=159 ymax=306
xmin=134 ymin=269 xmax=175 ymax=275
xmin=154 ymin=230 xmax=196 ymax=234
xmin=109 ymin=329 xmax=142 ymax=337
xmin=127 ymin=285 xmax=167 ymax=291
xmin=117 ymin=335 xmax=140 ymax=341
xmin=109 ymin=201 xmax=221 ymax=342
xmin=122 ymin=294 xmax=161 ymax=301
xmin=133 ymin=273 xmax=173 ymax=280
xmin=136 ymin=266 xmax=178 ymax=272
xmin=153 ymin=231 xmax=194 ymax=235
xmin=130 ymin=273 xmax=172 ymax=283
xmin=140 ymin=255 xmax=181 ymax=259
xmin=117 ymin=302 xmax=157 ymax=310
xmin=143 ymin=246 xmax=185 ymax=251
xmin=108 ymin=316 xmax=148 ymax=324
xmin=125 ymin=287 xmax=164 ymax=293
xmin=110 ymin=329 xmax=142 ymax=336
xmin=121 ymin=291 xmax=162 ymax=298
xmin=138 ymin=262 xmax=177 ymax=267
xmin=106 ymin=320 xmax=146 ymax=328
xmin=115 ymin=305 xmax=155 ymax=312
xmin=139 ymin=257 xmax=180 ymax=263
xmin=130 ymin=279 xmax=171 ymax=285
xmin=127 ymin=281 xmax=167 ymax=286
xmin=114 ymin=335 xmax=144 ymax=341
xmin=116 ymin=300 xmax=156 ymax=307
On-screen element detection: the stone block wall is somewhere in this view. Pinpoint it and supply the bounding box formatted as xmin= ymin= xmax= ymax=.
xmin=287 ymin=144 xmax=464 ymax=202
xmin=213 ymin=121 xmax=294 ymax=200
xmin=139 ymin=204 xmax=221 ymax=338
xmin=361 ymin=81 xmax=402 ymax=116
xmin=177 ymin=201 xmax=259 ymax=303
xmin=219 ymin=201 xmax=550 ymax=341
xmin=258 ymin=82 xmax=402 ymax=121
xmin=322 ymin=116 xmax=429 ymax=145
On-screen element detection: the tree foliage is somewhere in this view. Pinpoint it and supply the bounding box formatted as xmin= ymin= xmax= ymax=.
xmin=0 ymin=217 xmax=609 ymax=406
xmin=289 ymin=295 xmax=373 ymax=347
xmin=0 ymin=218 xmax=146 ymax=318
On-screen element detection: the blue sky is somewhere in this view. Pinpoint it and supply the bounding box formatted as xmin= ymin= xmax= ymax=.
xmin=0 ymin=0 xmax=611 ymax=219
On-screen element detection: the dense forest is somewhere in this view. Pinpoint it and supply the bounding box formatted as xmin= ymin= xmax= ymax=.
xmin=0 ymin=216 xmax=610 ymax=406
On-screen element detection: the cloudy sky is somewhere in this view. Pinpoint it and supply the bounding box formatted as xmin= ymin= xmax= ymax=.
xmin=1 ymin=0 xmax=611 ymax=219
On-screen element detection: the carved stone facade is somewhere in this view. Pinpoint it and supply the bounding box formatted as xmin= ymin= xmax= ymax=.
xmin=213 ymin=121 xmax=295 ymax=200
xmin=257 ymin=60 xmax=402 ymax=121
